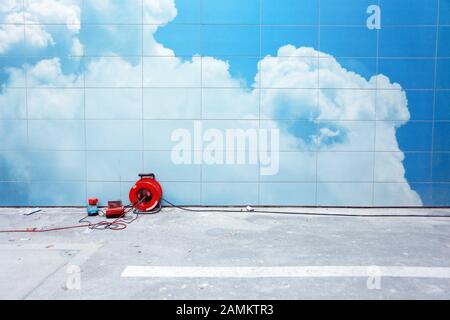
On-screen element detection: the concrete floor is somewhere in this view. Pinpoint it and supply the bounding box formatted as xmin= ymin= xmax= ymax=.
xmin=1 ymin=207 xmax=450 ymax=300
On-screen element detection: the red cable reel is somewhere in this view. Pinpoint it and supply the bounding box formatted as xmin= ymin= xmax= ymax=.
xmin=129 ymin=173 xmax=163 ymax=212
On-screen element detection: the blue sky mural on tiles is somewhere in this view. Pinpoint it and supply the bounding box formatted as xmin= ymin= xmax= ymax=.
xmin=0 ymin=0 xmax=449 ymax=206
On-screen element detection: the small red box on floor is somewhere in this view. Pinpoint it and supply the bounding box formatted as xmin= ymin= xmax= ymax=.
xmin=106 ymin=200 xmax=125 ymax=218
xmin=88 ymin=198 xmax=98 ymax=206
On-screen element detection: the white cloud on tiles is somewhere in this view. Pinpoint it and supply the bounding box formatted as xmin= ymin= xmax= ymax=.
xmin=0 ymin=0 xmax=80 ymax=53
xmin=257 ymin=45 xmax=421 ymax=205
xmin=258 ymin=46 xmax=409 ymax=150
xmin=260 ymin=45 xmax=410 ymax=123
xmin=0 ymin=0 xmax=422 ymax=206
xmin=144 ymin=0 xmax=177 ymax=24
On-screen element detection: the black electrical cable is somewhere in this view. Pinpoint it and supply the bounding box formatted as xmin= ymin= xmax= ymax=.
xmin=161 ymin=198 xmax=450 ymax=218
xmin=1 ymin=197 xmax=449 ymax=235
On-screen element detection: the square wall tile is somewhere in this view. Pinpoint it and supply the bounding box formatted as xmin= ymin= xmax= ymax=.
xmin=319 ymin=89 xmax=376 ymax=121
xmin=28 ymin=151 xmax=86 ymax=181
xmin=379 ymin=27 xmax=436 ymax=58
xmin=374 ymin=183 xmax=423 ymax=206
xmin=317 ymin=182 xmax=373 ymax=206
xmin=0 ymin=88 xmax=26 ymax=119
xmin=82 ymin=0 xmax=142 ymax=24
xmin=434 ymin=122 xmax=450 ymax=151
xmin=319 ymin=58 xmax=377 ymax=87
xmin=261 ymin=152 xmax=316 ymax=182
xmin=202 ymin=182 xmax=259 ymax=205
xmin=86 ymin=120 xmax=142 ymax=151
xmin=202 ymin=57 xmax=259 ymax=88
xmin=144 ymin=88 xmax=201 ymax=119
xmin=25 ymin=0 xmax=81 ymax=23
xmin=378 ymin=59 xmax=435 ymax=89
xmin=260 ymin=119 xmax=317 ymax=152
xmin=202 ymin=25 xmax=260 ymax=56
xmin=28 ymin=88 xmax=84 ymax=119
xmin=432 ymin=153 xmax=450 ymax=182
xmin=320 ymin=0 xmax=373 ymax=25
xmin=28 ymin=120 xmax=85 ymax=150
xmin=375 ymin=152 xmax=431 ymax=182
xmin=81 ymin=25 xmax=142 ymax=56
xmin=317 ymin=121 xmax=375 ymax=152
xmin=143 ymin=57 xmax=201 ymax=87
xmin=403 ymin=152 xmax=432 ymax=182
xmin=202 ymin=120 xmax=260 ymax=152
xmin=261 ymin=89 xmax=318 ymax=120
xmin=144 ymin=120 xmax=196 ymax=151
xmin=160 ymin=182 xmax=201 ymax=205
xmin=317 ymin=152 xmax=374 ymax=182
xmin=262 ymin=26 xmax=319 ymax=56
xmin=152 ymin=25 xmax=201 ymax=56
xmin=25 ymin=25 xmax=81 ymax=57
xmin=202 ymin=161 xmax=260 ymax=182
xmin=437 ymin=59 xmax=450 ymax=89
xmin=380 ymin=0 xmax=438 ymax=25
xmin=202 ymin=88 xmax=259 ymax=119
xmin=86 ymin=88 xmax=142 ymax=119
xmin=260 ymin=183 xmax=316 ymax=206
xmin=261 ymin=57 xmax=318 ymax=89
xmin=395 ymin=121 xmax=433 ymax=152
xmin=376 ymin=89 xmax=408 ymax=121
xmin=86 ymin=151 xmax=142 ymax=181
xmin=144 ymin=150 xmax=201 ymax=182
xmin=438 ymin=27 xmax=450 ymax=57
xmin=0 ymin=151 xmax=30 ymax=181
xmin=29 ymin=181 xmax=85 ymax=206
xmin=376 ymin=121 xmax=432 ymax=152
xmin=262 ymin=0 xmax=318 ymax=25
xmin=404 ymin=90 xmax=434 ymax=121
xmin=0 ymin=25 xmax=25 ymax=56
xmin=410 ymin=183 xmax=432 ymax=206
xmin=320 ymin=27 xmax=377 ymax=57
xmin=202 ymin=0 xmax=260 ymax=24
xmin=435 ymin=91 xmax=450 ymax=120
xmin=440 ymin=0 xmax=450 ymax=25
xmin=431 ymin=183 xmax=450 ymax=206
xmin=0 ymin=57 xmax=26 ymax=87
xmin=169 ymin=0 xmax=200 ymax=24
xmin=0 ymin=182 xmax=30 ymax=206
xmin=0 ymin=120 xmax=27 ymax=150
xmin=84 ymin=57 xmax=141 ymax=87
xmin=27 ymin=57 xmax=84 ymax=88
xmin=331 ymin=58 xmax=377 ymax=82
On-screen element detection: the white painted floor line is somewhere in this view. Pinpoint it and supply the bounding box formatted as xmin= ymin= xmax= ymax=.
xmin=121 ymin=266 xmax=450 ymax=279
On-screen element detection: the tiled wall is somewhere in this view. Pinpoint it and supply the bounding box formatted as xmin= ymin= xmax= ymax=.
xmin=0 ymin=0 xmax=449 ymax=206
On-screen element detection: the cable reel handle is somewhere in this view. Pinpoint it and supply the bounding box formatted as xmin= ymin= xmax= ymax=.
xmin=138 ymin=173 xmax=155 ymax=179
